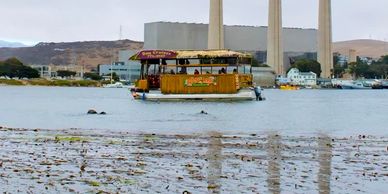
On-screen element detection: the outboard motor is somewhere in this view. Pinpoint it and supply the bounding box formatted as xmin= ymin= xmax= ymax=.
xmin=253 ymin=86 xmax=264 ymax=101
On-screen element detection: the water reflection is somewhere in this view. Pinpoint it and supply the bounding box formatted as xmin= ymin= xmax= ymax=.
xmin=317 ymin=135 xmax=332 ymax=194
xmin=207 ymin=132 xmax=223 ymax=194
xmin=267 ymin=134 xmax=282 ymax=194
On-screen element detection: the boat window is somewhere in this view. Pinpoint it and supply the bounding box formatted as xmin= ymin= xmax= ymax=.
xmin=147 ymin=64 xmax=160 ymax=75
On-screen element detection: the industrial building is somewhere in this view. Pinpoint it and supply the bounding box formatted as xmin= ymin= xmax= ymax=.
xmin=118 ymin=22 xmax=318 ymax=84
xmin=144 ymin=22 xmax=317 ymax=68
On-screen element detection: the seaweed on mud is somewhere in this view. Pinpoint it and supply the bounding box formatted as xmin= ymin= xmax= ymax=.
xmin=87 ymin=180 xmax=101 ymax=187
xmin=54 ymin=136 xmax=88 ymax=142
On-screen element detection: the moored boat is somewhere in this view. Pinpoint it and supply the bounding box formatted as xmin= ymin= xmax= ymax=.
xmin=279 ymin=85 xmax=299 ymax=90
xmin=103 ymin=82 xmax=124 ymax=88
xmin=129 ymin=50 xmax=264 ymax=101
xmin=340 ymin=81 xmax=372 ymax=89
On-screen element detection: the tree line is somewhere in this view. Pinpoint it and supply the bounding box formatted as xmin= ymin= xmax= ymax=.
xmin=0 ymin=58 xmax=40 ymax=79
xmin=332 ymin=55 xmax=388 ymax=79
xmin=288 ymin=55 xmax=388 ymax=79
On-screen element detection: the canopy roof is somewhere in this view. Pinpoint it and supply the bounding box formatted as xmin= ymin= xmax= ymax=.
xmin=130 ymin=49 xmax=252 ymax=60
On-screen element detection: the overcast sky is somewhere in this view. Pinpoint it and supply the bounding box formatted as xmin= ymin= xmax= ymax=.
xmin=1 ymin=0 xmax=387 ymax=45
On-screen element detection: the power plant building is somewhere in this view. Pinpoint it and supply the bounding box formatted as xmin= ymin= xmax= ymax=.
xmin=144 ymin=22 xmax=318 ymax=68
xmin=119 ymin=22 xmax=319 ymax=83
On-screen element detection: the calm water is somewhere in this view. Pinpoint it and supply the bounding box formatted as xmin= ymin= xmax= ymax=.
xmin=1 ymin=86 xmax=387 ymax=193
xmin=0 ymin=86 xmax=387 ymax=136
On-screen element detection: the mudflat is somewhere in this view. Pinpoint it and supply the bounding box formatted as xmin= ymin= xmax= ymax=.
xmin=0 ymin=127 xmax=387 ymax=193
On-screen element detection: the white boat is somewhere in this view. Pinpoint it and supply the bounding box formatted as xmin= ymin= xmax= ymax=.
xmin=340 ymin=81 xmax=372 ymax=89
xmin=103 ymin=82 xmax=124 ymax=88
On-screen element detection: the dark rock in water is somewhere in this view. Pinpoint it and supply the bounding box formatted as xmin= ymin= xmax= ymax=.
xmin=200 ymin=110 xmax=208 ymax=115
xmin=99 ymin=112 xmax=107 ymax=115
xmin=87 ymin=109 xmax=97 ymax=114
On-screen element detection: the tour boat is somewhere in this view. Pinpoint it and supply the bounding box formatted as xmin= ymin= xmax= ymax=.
xmin=129 ymin=50 xmax=264 ymax=101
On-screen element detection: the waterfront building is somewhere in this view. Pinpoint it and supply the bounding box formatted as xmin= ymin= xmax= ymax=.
xmin=348 ymin=49 xmax=357 ymax=63
xmin=30 ymin=65 xmax=53 ymax=78
xmin=98 ymin=62 xmax=129 ymax=81
xmin=287 ymin=68 xmax=317 ymax=86
xmin=337 ymin=55 xmax=349 ymax=66
xmin=29 ymin=64 xmax=85 ymax=79
xmin=118 ymin=50 xmax=141 ymax=81
xmin=98 ymin=50 xmax=140 ymax=82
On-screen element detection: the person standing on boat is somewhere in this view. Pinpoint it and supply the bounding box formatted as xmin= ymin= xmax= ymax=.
xmin=220 ymin=68 xmax=226 ymax=74
xmin=194 ymin=69 xmax=200 ymax=75
xmin=233 ymin=68 xmax=237 ymax=74
xmin=178 ymin=59 xmax=187 ymax=74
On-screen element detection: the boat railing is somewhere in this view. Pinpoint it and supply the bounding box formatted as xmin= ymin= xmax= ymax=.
xmin=160 ymin=74 xmax=239 ymax=94
xmin=160 ymin=64 xmax=229 ymax=68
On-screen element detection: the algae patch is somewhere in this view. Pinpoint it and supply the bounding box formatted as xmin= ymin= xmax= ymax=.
xmin=55 ymin=136 xmax=88 ymax=142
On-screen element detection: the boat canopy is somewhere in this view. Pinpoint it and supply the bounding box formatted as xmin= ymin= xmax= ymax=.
xmin=129 ymin=49 xmax=252 ymax=60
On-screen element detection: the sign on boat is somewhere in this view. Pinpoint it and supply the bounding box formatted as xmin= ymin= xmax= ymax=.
xmin=129 ymin=49 xmax=264 ymax=101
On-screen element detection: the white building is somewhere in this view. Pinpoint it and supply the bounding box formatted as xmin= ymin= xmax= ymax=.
xmin=29 ymin=65 xmax=53 ymax=78
xmin=287 ymin=68 xmax=317 ymax=86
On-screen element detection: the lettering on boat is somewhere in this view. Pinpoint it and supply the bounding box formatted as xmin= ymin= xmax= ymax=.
xmin=138 ymin=50 xmax=177 ymax=59
xmin=184 ymin=76 xmax=217 ymax=87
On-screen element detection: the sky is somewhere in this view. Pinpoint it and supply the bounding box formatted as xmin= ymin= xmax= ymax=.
xmin=1 ymin=0 xmax=387 ymax=45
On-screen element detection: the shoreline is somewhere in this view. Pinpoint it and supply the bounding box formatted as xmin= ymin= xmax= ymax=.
xmin=0 ymin=79 xmax=102 ymax=87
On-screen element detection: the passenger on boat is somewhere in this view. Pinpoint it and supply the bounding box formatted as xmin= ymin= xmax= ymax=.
xmin=162 ymin=59 xmax=167 ymax=65
xmin=220 ymin=68 xmax=227 ymax=74
xmin=233 ymin=68 xmax=237 ymax=74
xmin=170 ymin=69 xmax=175 ymax=74
xmin=178 ymin=59 xmax=187 ymax=74
xmin=179 ymin=68 xmax=187 ymax=74
xmin=194 ymin=69 xmax=200 ymax=75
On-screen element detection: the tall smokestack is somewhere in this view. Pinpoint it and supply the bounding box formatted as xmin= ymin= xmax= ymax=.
xmin=318 ymin=0 xmax=333 ymax=78
xmin=208 ymin=0 xmax=224 ymax=49
xmin=267 ymin=0 xmax=284 ymax=75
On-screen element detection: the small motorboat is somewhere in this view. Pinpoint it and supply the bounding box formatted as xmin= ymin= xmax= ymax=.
xmin=103 ymin=82 xmax=124 ymax=88
xmin=280 ymin=85 xmax=299 ymax=90
xmin=340 ymin=81 xmax=371 ymax=89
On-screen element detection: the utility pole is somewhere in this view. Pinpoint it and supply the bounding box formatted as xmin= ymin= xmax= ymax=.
xmin=119 ymin=25 xmax=123 ymax=40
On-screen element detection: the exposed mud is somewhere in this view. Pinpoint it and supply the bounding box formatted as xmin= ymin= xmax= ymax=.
xmin=0 ymin=127 xmax=387 ymax=193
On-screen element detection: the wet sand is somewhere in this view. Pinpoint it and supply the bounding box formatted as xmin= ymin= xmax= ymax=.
xmin=0 ymin=127 xmax=387 ymax=193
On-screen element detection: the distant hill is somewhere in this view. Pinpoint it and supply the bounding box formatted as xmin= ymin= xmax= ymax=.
xmin=333 ymin=39 xmax=388 ymax=59
xmin=0 ymin=40 xmax=27 ymax=48
xmin=0 ymin=39 xmax=144 ymax=70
